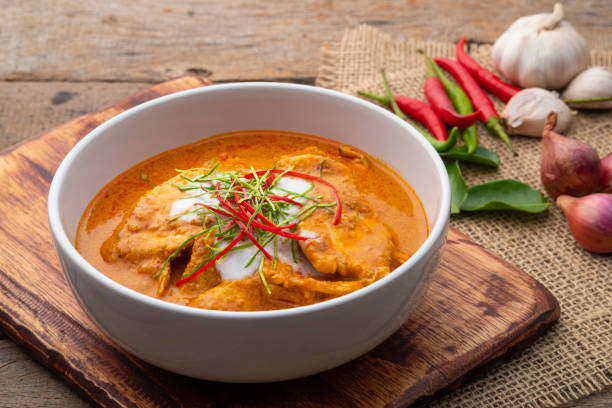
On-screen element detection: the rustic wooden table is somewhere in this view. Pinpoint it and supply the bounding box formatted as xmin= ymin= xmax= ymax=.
xmin=1 ymin=1 xmax=610 ymax=407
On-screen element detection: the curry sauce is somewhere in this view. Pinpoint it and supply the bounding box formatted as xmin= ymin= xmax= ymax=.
xmin=76 ymin=131 xmax=428 ymax=311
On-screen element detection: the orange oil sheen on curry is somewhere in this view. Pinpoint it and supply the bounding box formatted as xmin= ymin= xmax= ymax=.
xmin=76 ymin=131 xmax=428 ymax=311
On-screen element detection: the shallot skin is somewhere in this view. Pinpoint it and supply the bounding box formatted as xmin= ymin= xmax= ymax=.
xmin=601 ymin=153 xmax=612 ymax=194
xmin=557 ymin=194 xmax=612 ymax=254
xmin=541 ymin=113 xmax=601 ymax=198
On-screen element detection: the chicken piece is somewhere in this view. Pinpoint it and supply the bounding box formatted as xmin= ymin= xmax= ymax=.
xmin=188 ymin=259 xmax=368 ymax=311
xmin=102 ymin=170 xmax=212 ymax=296
xmin=337 ymin=146 xmax=369 ymax=169
xmin=277 ymin=151 xmax=395 ymax=280
xmin=187 ymin=277 xmax=267 ymax=311
xmin=264 ymin=259 xmax=369 ymax=302
xmin=174 ymin=234 xmax=223 ymax=298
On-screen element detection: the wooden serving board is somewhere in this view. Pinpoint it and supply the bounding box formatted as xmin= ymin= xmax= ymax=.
xmin=0 ymin=77 xmax=559 ymax=408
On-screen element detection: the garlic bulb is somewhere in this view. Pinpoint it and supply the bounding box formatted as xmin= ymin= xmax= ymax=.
xmin=501 ymin=88 xmax=571 ymax=137
xmin=493 ymin=3 xmax=589 ymax=90
xmin=562 ymin=67 xmax=612 ymax=109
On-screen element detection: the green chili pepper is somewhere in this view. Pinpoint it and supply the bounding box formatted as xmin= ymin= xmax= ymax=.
xmin=422 ymin=52 xmax=479 ymax=155
xmin=380 ymin=69 xmax=458 ymax=153
xmin=358 ymin=91 xmax=388 ymax=105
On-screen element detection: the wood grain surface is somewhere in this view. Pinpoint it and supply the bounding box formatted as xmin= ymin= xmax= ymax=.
xmin=0 ymin=76 xmax=561 ymax=407
xmin=2 ymin=1 xmax=610 ymax=406
xmin=3 ymin=0 xmax=611 ymax=83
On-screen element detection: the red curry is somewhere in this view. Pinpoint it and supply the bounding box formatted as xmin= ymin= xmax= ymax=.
xmin=76 ymin=131 xmax=428 ymax=311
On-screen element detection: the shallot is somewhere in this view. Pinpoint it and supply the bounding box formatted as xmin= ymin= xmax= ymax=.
xmin=600 ymin=153 xmax=612 ymax=194
xmin=557 ymin=194 xmax=612 ymax=253
xmin=540 ymin=112 xmax=601 ymax=197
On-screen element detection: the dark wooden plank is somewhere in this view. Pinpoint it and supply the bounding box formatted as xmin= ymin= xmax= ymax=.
xmin=0 ymin=77 xmax=559 ymax=407
xmin=3 ymin=0 xmax=611 ymax=83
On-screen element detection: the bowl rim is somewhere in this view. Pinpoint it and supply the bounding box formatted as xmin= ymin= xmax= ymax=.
xmin=48 ymin=82 xmax=450 ymax=320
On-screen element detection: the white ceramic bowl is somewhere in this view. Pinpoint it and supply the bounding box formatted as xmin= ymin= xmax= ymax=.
xmin=48 ymin=83 xmax=450 ymax=382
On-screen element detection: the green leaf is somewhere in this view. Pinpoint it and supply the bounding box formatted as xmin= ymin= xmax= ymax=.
xmin=460 ymin=180 xmax=549 ymax=213
xmin=440 ymin=146 xmax=500 ymax=168
xmin=445 ymin=161 xmax=468 ymax=215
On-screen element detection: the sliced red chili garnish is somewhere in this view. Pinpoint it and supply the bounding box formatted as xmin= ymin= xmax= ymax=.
xmin=268 ymin=194 xmax=303 ymax=206
xmin=244 ymin=169 xmax=342 ymax=225
xmin=176 ymin=230 xmax=246 ymax=286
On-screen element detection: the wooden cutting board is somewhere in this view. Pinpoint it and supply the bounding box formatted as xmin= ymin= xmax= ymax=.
xmin=0 ymin=77 xmax=559 ymax=408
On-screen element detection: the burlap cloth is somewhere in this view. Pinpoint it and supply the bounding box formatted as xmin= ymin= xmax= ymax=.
xmin=316 ymin=25 xmax=611 ymax=407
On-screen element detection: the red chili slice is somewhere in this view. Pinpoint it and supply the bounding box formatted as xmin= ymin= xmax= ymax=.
xmin=268 ymin=194 xmax=303 ymax=206
xmin=244 ymin=169 xmax=342 ymax=225
xmin=176 ymin=230 xmax=246 ymax=286
xmin=194 ymin=203 xmax=232 ymax=218
xmin=234 ymin=218 xmax=272 ymax=260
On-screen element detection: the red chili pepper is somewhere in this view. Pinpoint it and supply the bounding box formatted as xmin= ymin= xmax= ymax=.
xmin=246 ymin=169 xmax=342 ymax=225
xmin=234 ymin=218 xmax=272 ymax=260
xmin=217 ymin=195 xmax=308 ymax=241
xmin=237 ymin=200 xmax=275 ymax=227
xmin=248 ymin=220 xmax=307 ymax=240
xmin=210 ymin=184 xmax=304 ymax=246
xmin=434 ymin=57 xmax=514 ymax=153
xmin=213 ymin=198 xmax=273 ymax=258
xmin=238 ymin=200 xmax=297 ymax=230
xmin=216 ymin=220 xmax=237 ymax=240
xmin=424 ymin=76 xmax=481 ymax=128
xmin=268 ymin=194 xmax=303 ymax=206
xmin=194 ymin=203 xmax=232 ymax=218
xmin=232 ymin=187 xmax=275 ymax=227
xmin=176 ymin=230 xmax=246 ymax=286
xmin=394 ymin=96 xmax=448 ymax=141
xmin=455 ymin=37 xmax=520 ymax=103
xmin=357 ymin=91 xmax=449 ymax=141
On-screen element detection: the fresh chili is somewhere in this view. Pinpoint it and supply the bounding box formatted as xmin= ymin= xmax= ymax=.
xmin=267 ymin=195 xmax=303 ymax=206
xmin=238 ymin=199 xmax=297 ymax=229
xmin=233 ymin=218 xmax=272 ymax=259
xmin=216 ymin=220 xmax=237 ymax=239
xmin=434 ymin=57 xmax=515 ymax=154
xmin=455 ymin=37 xmax=520 ymax=103
xmin=421 ymin=51 xmax=479 ymax=155
xmin=357 ymin=91 xmax=448 ymax=141
xmin=176 ymin=230 xmax=246 ymax=286
xmin=215 ymin=191 xmax=308 ymax=241
xmin=243 ymin=169 xmax=342 ymax=225
xmin=378 ymin=69 xmax=458 ymax=153
xmin=213 ymin=191 xmax=274 ymax=258
xmin=424 ymin=76 xmax=480 ymax=128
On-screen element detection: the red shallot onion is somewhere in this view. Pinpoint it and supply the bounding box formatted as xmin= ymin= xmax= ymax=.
xmin=541 ymin=112 xmax=601 ymax=197
xmin=556 ymin=193 xmax=612 ymax=253
xmin=600 ymin=153 xmax=612 ymax=194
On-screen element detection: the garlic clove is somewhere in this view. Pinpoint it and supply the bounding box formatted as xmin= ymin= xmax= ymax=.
xmin=562 ymin=67 xmax=612 ymax=109
xmin=541 ymin=112 xmax=601 ymax=198
xmin=557 ymin=194 xmax=612 ymax=254
xmin=501 ymin=88 xmax=571 ymax=137
xmin=493 ymin=3 xmax=589 ymax=90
